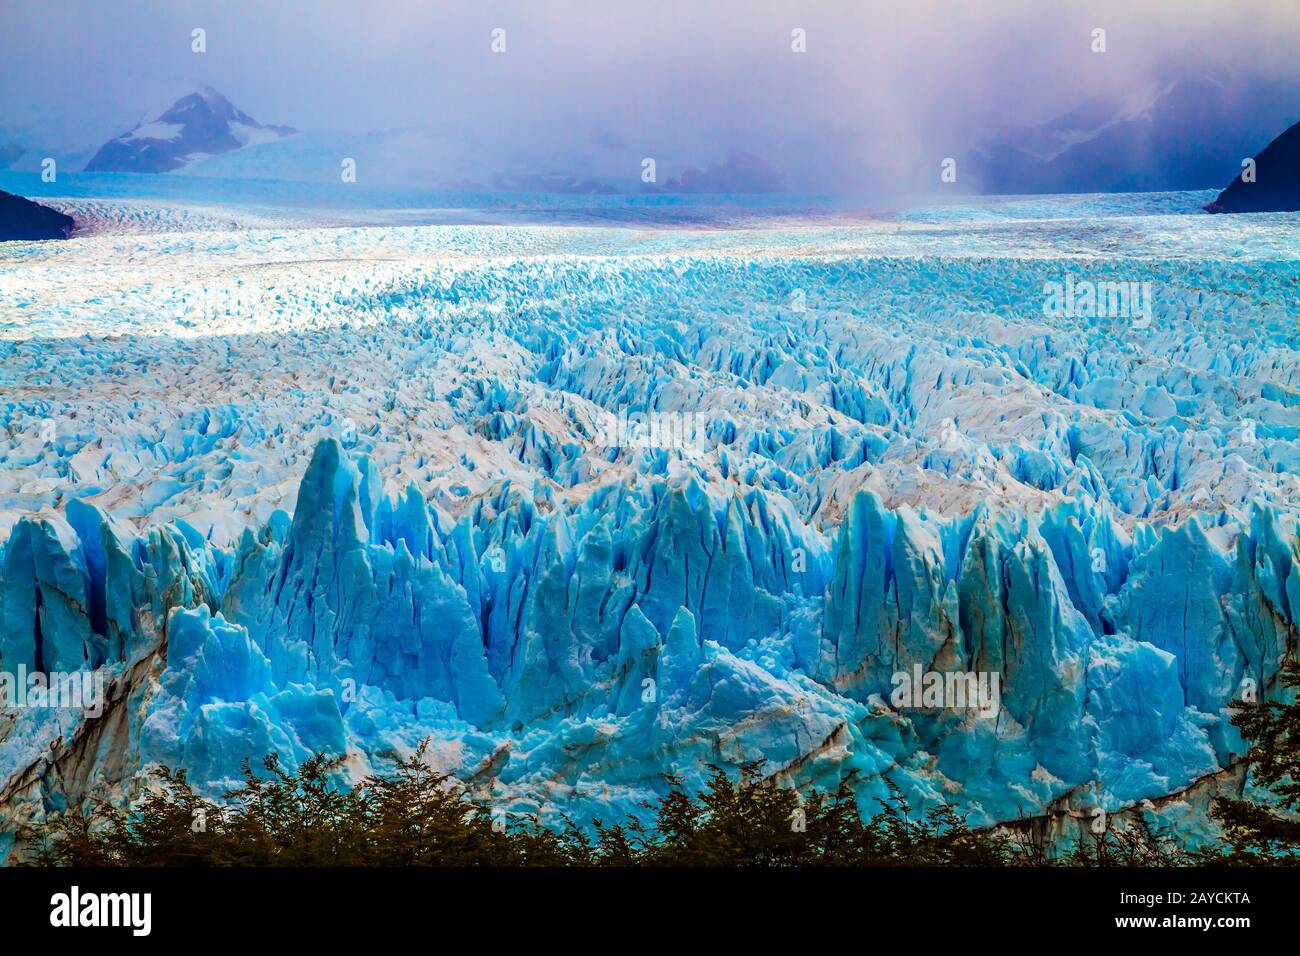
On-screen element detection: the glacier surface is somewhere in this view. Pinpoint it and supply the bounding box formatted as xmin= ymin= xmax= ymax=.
xmin=0 ymin=185 xmax=1297 ymax=856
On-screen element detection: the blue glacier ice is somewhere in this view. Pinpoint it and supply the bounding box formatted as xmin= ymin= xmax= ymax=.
xmin=0 ymin=186 xmax=1296 ymax=857
xmin=0 ymin=434 xmax=1295 ymax=854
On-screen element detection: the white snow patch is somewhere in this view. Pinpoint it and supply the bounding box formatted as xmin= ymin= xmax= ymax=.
xmin=124 ymin=121 xmax=184 ymax=142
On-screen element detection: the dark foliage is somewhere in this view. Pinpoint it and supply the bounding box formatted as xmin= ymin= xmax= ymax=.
xmin=23 ymin=665 xmax=1300 ymax=869
xmin=24 ymin=749 xmax=1012 ymax=867
xmin=1208 ymin=660 xmax=1300 ymax=864
xmin=1064 ymin=817 xmax=1195 ymax=867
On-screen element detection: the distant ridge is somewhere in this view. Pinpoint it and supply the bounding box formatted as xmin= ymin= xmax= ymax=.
xmin=966 ymin=69 xmax=1300 ymax=194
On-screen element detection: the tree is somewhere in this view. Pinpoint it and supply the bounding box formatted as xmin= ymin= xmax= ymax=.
xmin=1209 ymin=659 xmax=1300 ymax=863
xmin=31 ymin=745 xmax=1267 ymax=867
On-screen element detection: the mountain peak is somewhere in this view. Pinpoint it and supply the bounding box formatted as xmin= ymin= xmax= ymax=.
xmin=83 ymin=87 xmax=295 ymax=174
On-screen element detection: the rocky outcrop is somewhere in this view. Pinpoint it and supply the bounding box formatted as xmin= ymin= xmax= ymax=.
xmin=1205 ymin=120 xmax=1300 ymax=213
xmin=0 ymin=191 xmax=73 ymax=242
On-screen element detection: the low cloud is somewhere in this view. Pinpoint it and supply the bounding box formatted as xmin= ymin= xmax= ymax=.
xmin=1 ymin=0 xmax=1296 ymax=196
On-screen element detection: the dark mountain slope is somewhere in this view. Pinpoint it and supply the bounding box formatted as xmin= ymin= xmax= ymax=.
xmin=1205 ymin=120 xmax=1300 ymax=213
xmin=0 ymin=190 xmax=74 ymax=241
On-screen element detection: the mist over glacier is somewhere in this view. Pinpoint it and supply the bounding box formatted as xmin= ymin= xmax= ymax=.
xmin=0 ymin=184 xmax=1297 ymax=857
xmin=4 ymin=1 xmax=1300 ymax=196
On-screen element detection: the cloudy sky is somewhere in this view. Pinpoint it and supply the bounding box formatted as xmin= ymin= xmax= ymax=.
xmin=2 ymin=0 xmax=1297 ymax=194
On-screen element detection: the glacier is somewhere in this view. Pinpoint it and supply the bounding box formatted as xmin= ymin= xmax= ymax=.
xmin=0 ymin=182 xmax=1297 ymax=858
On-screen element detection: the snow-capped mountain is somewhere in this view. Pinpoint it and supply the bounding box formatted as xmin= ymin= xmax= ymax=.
xmin=83 ymin=87 xmax=296 ymax=174
xmin=967 ymin=68 xmax=1300 ymax=194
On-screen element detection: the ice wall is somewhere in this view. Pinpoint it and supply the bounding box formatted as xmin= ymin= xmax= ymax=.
xmin=1 ymin=437 xmax=1294 ymax=856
